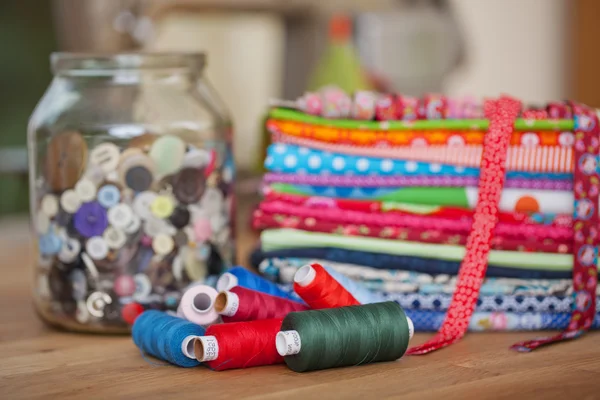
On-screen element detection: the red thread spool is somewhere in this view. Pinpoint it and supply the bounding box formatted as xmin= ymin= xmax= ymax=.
xmin=215 ymin=286 xmax=309 ymax=323
xmin=293 ymin=263 xmax=360 ymax=309
xmin=194 ymin=318 xmax=284 ymax=370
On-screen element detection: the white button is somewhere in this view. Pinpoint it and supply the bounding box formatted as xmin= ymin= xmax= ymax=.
xmin=86 ymin=291 xmax=112 ymax=318
xmin=103 ymin=226 xmax=127 ymax=249
xmin=200 ymin=188 xmax=224 ymax=215
xmin=133 ymin=273 xmax=152 ymax=300
xmin=133 ymin=191 xmax=157 ymax=220
xmin=90 ymin=143 xmax=120 ymax=173
xmin=144 ymin=216 xmax=176 ymax=238
xmin=107 ymin=203 xmax=134 ymax=230
xmin=85 ymin=236 xmax=109 ymax=260
xmin=123 ymin=214 xmax=141 ymax=234
xmin=182 ymin=147 xmax=210 ymax=168
xmin=36 ymin=212 xmax=50 ymax=234
xmin=60 ymin=190 xmax=82 ymax=213
xmin=152 ymin=233 xmax=174 ymax=255
xmin=75 ymin=301 xmax=91 ymax=323
xmin=41 ymin=195 xmax=59 ymax=218
xmin=83 ymin=163 xmax=105 ymax=185
xmin=75 ymin=179 xmax=97 ymax=202
xmin=105 ymin=171 xmax=119 ymax=183
xmin=58 ymin=237 xmax=81 ymax=263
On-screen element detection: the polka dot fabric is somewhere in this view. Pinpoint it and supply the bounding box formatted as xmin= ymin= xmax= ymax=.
xmin=510 ymin=103 xmax=599 ymax=352
xmin=407 ymin=96 xmax=522 ymax=355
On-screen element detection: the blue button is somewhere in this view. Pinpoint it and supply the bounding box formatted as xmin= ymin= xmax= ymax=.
xmin=39 ymin=233 xmax=62 ymax=256
xmin=97 ymin=185 xmax=121 ymax=208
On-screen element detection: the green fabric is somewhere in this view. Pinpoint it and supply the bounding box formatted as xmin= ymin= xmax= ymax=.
xmin=261 ymin=229 xmax=599 ymax=271
xmin=269 ymin=108 xmax=574 ymax=131
xmin=380 ymin=202 xmax=442 ymax=214
xmin=270 ymin=184 xmax=470 ymax=206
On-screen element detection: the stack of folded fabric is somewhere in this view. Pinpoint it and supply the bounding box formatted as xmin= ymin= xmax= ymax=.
xmin=251 ymin=87 xmax=600 ymax=332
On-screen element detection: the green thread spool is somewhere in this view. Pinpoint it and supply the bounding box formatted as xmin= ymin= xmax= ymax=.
xmin=276 ymin=302 xmax=413 ymax=372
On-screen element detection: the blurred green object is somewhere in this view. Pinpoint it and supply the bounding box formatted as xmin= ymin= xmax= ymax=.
xmin=0 ymin=1 xmax=56 ymax=216
xmin=308 ymin=14 xmax=371 ymax=93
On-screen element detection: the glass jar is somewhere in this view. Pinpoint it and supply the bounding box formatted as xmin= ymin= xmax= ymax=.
xmin=28 ymin=53 xmax=234 ymax=333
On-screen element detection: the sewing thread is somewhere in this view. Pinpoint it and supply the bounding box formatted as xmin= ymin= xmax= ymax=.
xmin=293 ymin=263 xmax=360 ymax=308
xmin=177 ymin=284 xmax=220 ymax=326
xmin=194 ymin=318 xmax=284 ymax=371
xmin=217 ymin=266 xmax=302 ymax=302
xmin=132 ymin=310 xmax=204 ymax=367
xmin=277 ymin=302 xmax=412 ymax=372
xmin=215 ymin=286 xmax=309 ymax=322
xmin=323 ymin=266 xmax=387 ymax=304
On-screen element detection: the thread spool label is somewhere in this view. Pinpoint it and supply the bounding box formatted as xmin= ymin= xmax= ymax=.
xmin=278 ymin=330 xmax=302 ymax=356
xmin=221 ymin=292 xmax=239 ymax=317
xmin=199 ymin=336 xmax=219 ymax=362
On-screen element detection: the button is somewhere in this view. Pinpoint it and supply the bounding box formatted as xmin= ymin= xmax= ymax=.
xmin=60 ymin=189 xmax=82 ymax=214
xmin=74 ymin=179 xmax=97 ymax=202
xmin=200 ymin=187 xmax=224 ymax=215
xmin=128 ymin=133 xmax=157 ymax=151
xmin=182 ymin=147 xmax=210 ymax=168
xmin=90 ymin=143 xmax=120 ymax=173
xmin=132 ymin=191 xmax=157 ymax=220
xmin=133 ymin=273 xmax=152 ymax=301
xmin=75 ymin=301 xmax=91 ymax=323
xmin=70 ymin=268 xmax=88 ymax=301
xmin=97 ymin=185 xmax=121 ymax=208
xmin=144 ymin=216 xmax=175 ymax=238
xmin=39 ymin=232 xmax=62 ymax=256
xmin=173 ymin=230 xmax=190 ymax=247
xmin=152 ymin=234 xmax=174 ymax=255
xmin=193 ymin=217 xmax=212 ymax=243
xmin=114 ymin=274 xmax=136 ymax=297
xmin=58 ymin=237 xmax=81 ymax=263
xmin=83 ymin=163 xmax=105 ymax=185
xmin=107 ymin=203 xmax=133 ymax=230
xmin=85 ymin=236 xmax=109 ymax=260
xmin=123 ymin=214 xmax=141 ymax=234
xmin=86 ymin=291 xmax=112 ymax=318
xmin=74 ymin=201 xmax=108 ymax=238
xmin=172 ymin=167 xmax=205 ymax=204
xmin=182 ymin=246 xmax=207 ymax=281
xmin=172 ymin=254 xmax=184 ymax=281
xmin=148 ymin=135 xmax=186 ymax=176
xmin=169 ymin=206 xmax=191 ymax=229
xmin=81 ymin=252 xmax=99 ymax=279
xmin=122 ymin=302 xmax=145 ymax=325
xmin=103 ymin=226 xmax=127 ymax=249
xmin=124 ymin=166 xmax=153 ymax=192
xmin=36 ymin=212 xmax=51 ymax=234
xmin=45 ymin=131 xmax=88 ymax=191
xmin=41 ymin=195 xmax=59 ymax=218
xmin=150 ymin=195 xmax=174 ymax=219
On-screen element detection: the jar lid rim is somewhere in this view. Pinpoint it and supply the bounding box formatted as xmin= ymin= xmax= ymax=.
xmin=51 ymin=52 xmax=206 ymax=73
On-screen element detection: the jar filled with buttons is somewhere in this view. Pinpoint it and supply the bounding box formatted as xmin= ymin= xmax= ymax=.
xmin=28 ymin=53 xmax=235 ymax=333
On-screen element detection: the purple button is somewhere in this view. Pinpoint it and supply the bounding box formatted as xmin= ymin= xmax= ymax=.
xmin=74 ymin=202 xmax=108 ymax=238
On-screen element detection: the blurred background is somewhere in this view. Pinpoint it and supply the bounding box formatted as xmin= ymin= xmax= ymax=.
xmin=1 ymin=0 xmax=599 ymax=218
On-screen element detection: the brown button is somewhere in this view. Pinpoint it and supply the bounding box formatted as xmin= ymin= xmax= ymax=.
xmin=172 ymin=167 xmax=205 ymax=204
xmin=45 ymin=131 xmax=88 ymax=191
xmin=128 ymin=133 xmax=157 ymax=152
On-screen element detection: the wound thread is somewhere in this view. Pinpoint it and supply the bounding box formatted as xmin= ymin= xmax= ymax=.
xmin=194 ymin=318 xmax=284 ymax=371
xmin=278 ymin=302 xmax=411 ymax=372
xmin=293 ymin=263 xmax=360 ymax=309
xmin=217 ymin=266 xmax=302 ymax=302
xmin=132 ymin=310 xmax=204 ymax=367
xmin=215 ymin=286 xmax=309 ymax=322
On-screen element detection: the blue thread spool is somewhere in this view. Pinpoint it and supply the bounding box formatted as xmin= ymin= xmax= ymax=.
xmin=216 ymin=266 xmax=302 ymax=302
xmin=132 ymin=311 xmax=205 ymax=367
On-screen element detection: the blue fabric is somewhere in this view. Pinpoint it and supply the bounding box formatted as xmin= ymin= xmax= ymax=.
xmin=406 ymin=310 xmax=600 ymax=332
xmin=265 ymin=144 xmax=572 ymax=180
xmin=251 ymin=247 xmax=575 ymax=280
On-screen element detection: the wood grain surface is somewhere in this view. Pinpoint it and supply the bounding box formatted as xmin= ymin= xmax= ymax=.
xmin=1 ymin=215 xmax=599 ymax=399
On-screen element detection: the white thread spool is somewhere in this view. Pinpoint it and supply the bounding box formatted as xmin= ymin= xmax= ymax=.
xmin=177 ymin=285 xmax=220 ymax=326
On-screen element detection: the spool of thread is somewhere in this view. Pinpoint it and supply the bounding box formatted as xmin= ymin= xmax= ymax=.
xmin=217 ymin=266 xmax=301 ymax=303
xmin=276 ymin=302 xmax=414 ymax=372
xmin=323 ymin=266 xmax=386 ymax=304
xmin=215 ymin=286 xmax=309 ymax=323
xmin=132 ymin=310 xmax=204 ymax=367
xmin=177 ymin=284 xmax=220 ymax=326
xmin=194 ymin=318 xmax=284 ymax=370
xmin=293 ymin=263 xmax=360 ymax=309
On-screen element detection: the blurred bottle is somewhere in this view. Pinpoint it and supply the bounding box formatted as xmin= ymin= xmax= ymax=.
xmin=308 ymin=14 xmax=372 ymax=93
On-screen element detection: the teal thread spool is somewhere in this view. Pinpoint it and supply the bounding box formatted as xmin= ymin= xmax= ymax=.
xmin=276 ymin=302 xmax=413 ymax=372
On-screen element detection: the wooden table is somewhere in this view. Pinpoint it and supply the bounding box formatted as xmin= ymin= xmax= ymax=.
xmin=1 ymin=217 xmax=599 ymax=399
